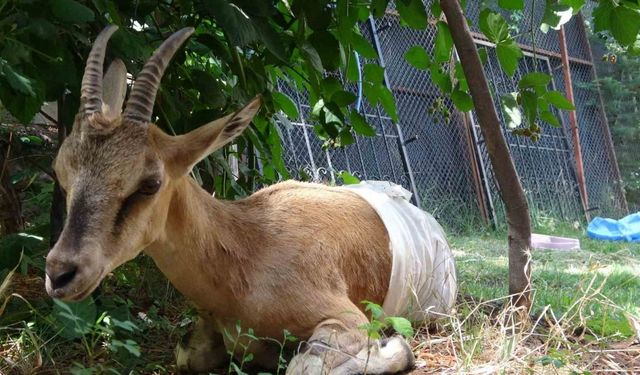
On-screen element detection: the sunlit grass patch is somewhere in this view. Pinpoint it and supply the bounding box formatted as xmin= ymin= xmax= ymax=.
xmin=410 ymin=228 xmax=639 ymax=373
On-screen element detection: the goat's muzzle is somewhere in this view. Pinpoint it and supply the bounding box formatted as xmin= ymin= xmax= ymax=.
xmin=45 ymin=246 xmax=105 ymax=301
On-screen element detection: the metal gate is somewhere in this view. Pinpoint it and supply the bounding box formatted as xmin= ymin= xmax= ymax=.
xmin=467 ymin=44 xmax=584 ymax=226
xmin=275 ymin=2 xmax=627 ymax=228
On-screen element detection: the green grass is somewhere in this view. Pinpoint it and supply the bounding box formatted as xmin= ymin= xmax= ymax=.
xmin=452 ymin=227 xmax=640 ymax=339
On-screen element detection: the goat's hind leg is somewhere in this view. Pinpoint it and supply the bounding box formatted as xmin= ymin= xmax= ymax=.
xmin=287 ymin=309 xmax=414 ymax=375
xmin=176 ymin=316 xmax=228 ymax=373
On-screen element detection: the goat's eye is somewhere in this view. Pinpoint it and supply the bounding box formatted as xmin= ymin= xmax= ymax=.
xmin=138 ymin=179 xmax=161 ymax=195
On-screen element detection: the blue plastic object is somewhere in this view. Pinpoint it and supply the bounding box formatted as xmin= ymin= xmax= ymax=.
xmin=587 ymin=212 xmax=640 ymax=242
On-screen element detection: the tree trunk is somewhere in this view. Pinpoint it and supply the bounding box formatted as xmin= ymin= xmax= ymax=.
xmin=440 ymin=0 xmax=532 ymax=311
xmin=0 ymin=133 xmax=24 ymax=235
xmin=50 ymin=97 xmax=67 ymax=247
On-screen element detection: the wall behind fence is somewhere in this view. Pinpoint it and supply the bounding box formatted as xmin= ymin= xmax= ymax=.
xmin=275 ymin=1 xmax=627 ymax=229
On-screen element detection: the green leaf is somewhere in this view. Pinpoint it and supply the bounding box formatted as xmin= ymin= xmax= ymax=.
xmin=346 ymin=51 xmax=360 ymax=82
xmin=501 ymin=93 xmax=522 ymax=129
xmin=378 ymin=86 xmax=398 ymax=122
xmin=301 ymin=42 xmax=324 ymax=72
xmin=430 ymin=64 xmax=452 ymax=94
xmin=309 ymin=31 xmax=341 ymax=71
xmin=0 ymin=233 xmax=44 ymax=271
xmin=364 ymin=64 xmax=385 ymax=84
xmin=196 ymin=33 xmax=232 ymax=63
xmin=540 ymin=110 xmax=561 ymax=127
xmin=111 ymin=318 xmax=139 ymax=333
xmin=434 ymin=22 xmax=453 ymax=63
xmin=451 ymin=89 xmax=474 ymax=112
xmin=273 ymin=92 xmax=299 ymax=119
xmin=302 ymin=1 xmax=332 ymax=31
xmin=323 ymin=102 xmax=345 ymax=125
xmin=396 ymin=0 xmax=428 ymax=29
xmin=52 ymin=298 xmax=97 ymax=339
xmin=431 ymin=2 xmax=442 ymax=18
xmin=351 ymin=32 xmax=378 ymax=59
xmin=110 ymin=338 xmax=142 ymax=357
xmin=371 ymin=0 xmax=391 ymax=18
xmin=610 ymin=5 xmax=640 ymax=47
xmin=322 ymin=77 xmax=343 ymax=98
xmin=363 ymin=82 xmax=380 ymax=107
xmin=50 ymin=0 xmax=95 ymax=23
xmin=350 ymin=110 xmax=376 ymax=136
xmin=521 ymin=90 xmax=538 ymax=125
xmin=338 ymin=171 xmax=360 ymax=184
xmin=190 ymin=70 xmax=226 ymax=108
xmin=0 ymin=78 xmax=44 ymax=123
xmin=312 ymin=99 xmax=325 ymax=118
xmin=540 ymin=1 xmax=574 ymax=33
xmin=124 ymin=339 xmax=141 ymax=357
xmin=404 ymin=46 xmax=431 ymax=70
xmin=498 ymin=0 xmax=524 ymax=10
xmin=454 ymin=62 xmax=468 ymax=91
xmin=1 ymin=63 xmax=35 ymax=96
xmin=592 ymin=1 xmax=614 ymax=32
xmin=19 ymin=135 xmax=44 ymax=145
xmin=479 ymin=9 xmax=510 ymax=43
xmin=563 ymin=0 xmax=585 ymax=15
xmin=496 ymin=39 xmax=523 ymax=77
xmin=332 ymin=90 xmax=357 ymax=107
xmin=338 ymin=129 xmax=355 ymax=146
xmin=26 ymin=18 xmax=57 ymax=39
xmin=543 ymin=91 xmax=575 ymax=110
xmin=362 ymin=300 xmax=384 ymax=320
xmin=518 ymin=72 xmax=552 ymax=89
xmin=336 ymin=0 xmax=358 ymax=44
xmin=253 ymin=19 xmax=287 ymax=62
xmin=385 ymin=317 xmax=414 ymax=339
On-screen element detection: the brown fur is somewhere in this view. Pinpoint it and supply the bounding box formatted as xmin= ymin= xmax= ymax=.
xmin=47 ymin=58 xmax=416 ymax=373
xmin=47 ymin=102 xmax=417 ymax=373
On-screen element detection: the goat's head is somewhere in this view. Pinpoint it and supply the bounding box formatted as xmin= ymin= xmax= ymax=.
xmin=45 ymin=26 xmax=261 ymax=301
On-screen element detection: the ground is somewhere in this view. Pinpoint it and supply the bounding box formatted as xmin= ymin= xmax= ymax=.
xmin=1 ymin=225 xmax=639 ymax=374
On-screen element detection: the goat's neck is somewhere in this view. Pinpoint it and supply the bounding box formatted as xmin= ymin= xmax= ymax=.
xmin=145 ymin=177 xmax=253 ymax=312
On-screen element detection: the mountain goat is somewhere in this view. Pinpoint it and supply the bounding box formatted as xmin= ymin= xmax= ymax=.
xmin=45 ymin=26 xmax=457 ymax=374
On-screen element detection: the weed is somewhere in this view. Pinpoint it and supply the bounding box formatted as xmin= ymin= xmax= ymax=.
xmin=221 ymin=321 xmax=297 ymax=375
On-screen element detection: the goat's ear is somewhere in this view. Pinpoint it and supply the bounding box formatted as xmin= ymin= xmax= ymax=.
xmin=102 ymin=59 xmax=127 ymax=120
xmin=157 ymin=96 xmax=261 ymax=177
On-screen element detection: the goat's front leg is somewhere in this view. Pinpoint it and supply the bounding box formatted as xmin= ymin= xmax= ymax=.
xmin=286 ymin=303 xmax=415 ymax=375
xmin=176 ymin=315 xmax=228 ymax=373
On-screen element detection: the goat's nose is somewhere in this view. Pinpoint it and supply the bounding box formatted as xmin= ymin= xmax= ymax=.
xmin=46 ymin=263 xmax=79 ymax=290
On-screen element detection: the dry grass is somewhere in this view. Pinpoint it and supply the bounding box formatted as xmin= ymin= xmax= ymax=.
xmin=408 ymin=293 xmax=639 ymax=374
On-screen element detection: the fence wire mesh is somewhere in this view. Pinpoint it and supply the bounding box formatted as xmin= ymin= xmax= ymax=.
xmin=275 ymin=1 xmax=626 ymax=228
xmin=470 ymin=48 xmax=584 ymax=225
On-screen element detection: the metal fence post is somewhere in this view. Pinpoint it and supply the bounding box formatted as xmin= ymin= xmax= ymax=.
xmin=578 ymin=13 xmax=629 ymax=215
xmin=559 ymin=25 xmax=591 ymax=221
xmin=367 ymin=15 xmax=421 ymax=207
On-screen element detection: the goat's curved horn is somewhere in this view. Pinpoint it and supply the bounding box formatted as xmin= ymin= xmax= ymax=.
xmin=81 ymin=25 xmax=118 ymax=115
xmin=124 ymin=27 xmax=194 ymax=124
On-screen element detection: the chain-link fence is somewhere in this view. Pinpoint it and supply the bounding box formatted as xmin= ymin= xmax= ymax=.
xmin=276 ymin=1 xmax=627 ymax=228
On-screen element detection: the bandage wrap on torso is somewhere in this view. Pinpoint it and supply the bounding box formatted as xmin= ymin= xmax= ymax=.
xmin=342 ymin=181 xmax=457 ymax=321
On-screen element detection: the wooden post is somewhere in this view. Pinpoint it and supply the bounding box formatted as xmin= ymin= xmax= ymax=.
xmin=558 ymin=25 xmax=590 ymax=221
